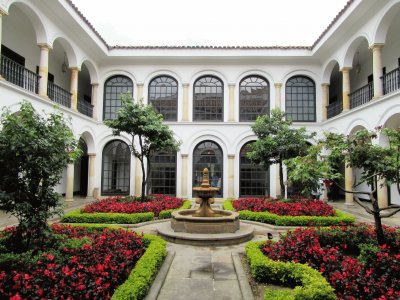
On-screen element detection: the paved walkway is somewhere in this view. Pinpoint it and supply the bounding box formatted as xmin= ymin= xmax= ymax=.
xmin=0 ymin=197 xmax=399 ymax=300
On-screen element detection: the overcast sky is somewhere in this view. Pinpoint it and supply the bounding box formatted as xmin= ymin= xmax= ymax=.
xmin=71 ymin=0 xmax=349 ymax=47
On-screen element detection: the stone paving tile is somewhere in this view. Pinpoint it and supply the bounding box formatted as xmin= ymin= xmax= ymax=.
xmin=214 ymin=279 xmax=243 ymax=300
xmin=157 ymin=278 xmax=214 ymax=300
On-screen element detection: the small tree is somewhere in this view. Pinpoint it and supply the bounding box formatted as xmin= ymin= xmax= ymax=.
xmin=0 ymin=101 xmax=79 ymax=252
xmin=105 ymin=94 xmax=180 ymax=201
xmin=247 ymin=108 xmax=315 ymax=196
xmin=288 ymin=128 xmax=400 ymax=245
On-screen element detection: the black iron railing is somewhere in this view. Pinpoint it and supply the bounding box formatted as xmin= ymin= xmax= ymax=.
xmin=77 ymin=98 xmax=93 ymax=117
xmin=382 ymin=67 xmax=400 ymax=95
xmin=47 ymin=81 xmax=71 ymax=108
xmin=327 ymin=101 xmax=343 ymax=119
xmin=349 ymin=82 xmax=373 ymax=109
xmin=1 ymin=55 xmax=40 ymax=93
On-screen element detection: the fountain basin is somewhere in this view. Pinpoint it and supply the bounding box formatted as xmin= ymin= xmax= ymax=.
xmin=171 ymin=209 xmax=239 ymax=234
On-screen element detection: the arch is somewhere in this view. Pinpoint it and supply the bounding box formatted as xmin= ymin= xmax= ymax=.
xmin=51 ymin=36 xmax=78 ymax=68
xmin=81 ymin=59 xmax=99 ymax=84
xmin=239 ymin=75 xmax=270 ymax=122
xmin=101 ymin=139 xmax=131 ymax=196
xmin=78 ymin=130 xmax=96 ymax=154
xmin=239 ymin=141 xmax=269 ymax=197
xmin=285 ymin=75 xmax=316 ymax=122
xmin=148 ymin=75 xmax=178 ymax=121
xmin=193 ymin=140 xmax=224 ymax=197
xmin=373 ymin=1 xmax=400 ymax=44
xmin=193 ymin=75 xmax=224 ymax=121
xmin=322 ymin=59 xmax=341 ymax=83
xmin=343 ymin=35 xmax=371 ymax=67
xmin=103 ymin=75 xmax=134 ymax=120
xmin=345 ymin=119 xmax=372 ymax=135
xmin=7 ymin=1 xmax=48 ymax=44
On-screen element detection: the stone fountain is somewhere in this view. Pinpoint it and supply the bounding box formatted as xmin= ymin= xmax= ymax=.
xmin=170 ymin=168 xmax=240 ymax=234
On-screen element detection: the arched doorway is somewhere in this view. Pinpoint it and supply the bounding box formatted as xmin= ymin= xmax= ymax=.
xmin=239 ymin=142 xmax=269 ymax=197
xmin=193 ymin=141 xmax=223 ymax=197
xmin=101 ymin=140 xmax=131 ymax=195
xmin=73 ymin=138 xmax=89 ymax=196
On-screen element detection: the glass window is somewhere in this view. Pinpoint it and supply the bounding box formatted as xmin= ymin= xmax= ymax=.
xmin=101 ymin=140 xmax=131 ymax=195
xmin=149 ymin=76 xmax=178 ymax=121
xmin=103 ymin=75 xmax=133 ymax=120
xmin=147 ymin=151 xmax=177 ymax=195
xmin=239 ymin=76 xmax=269 ymax=121
xmin=193 ymin=76 xmax=223 ymax=121
xmin=193 ymin=141 xmax=223 ymax=196
xmin=239 ymin=142 xmax=269 ymax=197
xmin=285 ymin=76 xmax=316 ymax=122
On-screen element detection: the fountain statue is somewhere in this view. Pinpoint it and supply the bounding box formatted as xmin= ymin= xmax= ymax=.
xmin=192 ymin=168 xmax=219 ymax=217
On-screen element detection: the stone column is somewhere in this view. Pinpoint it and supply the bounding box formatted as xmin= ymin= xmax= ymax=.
xmin=0 ymin=9 xmax=8 ymax=79
xmin=181 ymin=154 xmax=188 ymax=198
xmin=87 ymin=153 xmax=96 ymax=198
xmin=377 ymin=178 xmax=388 ymax=208
xmin=321 ymin=83 xmax=329 ymax=121
xmin=371 ymin=43 xmax=384 ymax=99
xmin=274 ymin=83 xmax=282 ymax=109
xmin=135 ymin=158 xmax=142 ymax=197
xmin=91 ymin=83 xmax=99 ymax=120
xmin=38 ymin=44 xmax=51 ymax=97
xmin=65 ymin=163 xmax=74 ymax=202
xmin=345 ymin=165 xmax=354 ymax=205
xmin=275 ymin=165 xmax=281 ymax=197
xmin=341 ymin=67 xmax=351 ymax=111
xmin=182 ymin=83 xmax=190 ymax=121
xmin=137 ymin=83 xmax=144 ymax=101
xmin=228 ymin=154 xmax=235 ymax=199
xmin=228 ymin=83 xmax=235 ymax=122
xmin=70 ymin=67 xmax=79 ymax=110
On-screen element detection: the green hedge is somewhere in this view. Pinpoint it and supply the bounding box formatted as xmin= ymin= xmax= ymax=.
xmin=61 ymin=209 xmax=155 ymax=224
xmin=112 ymin=234 xmax=167 ymax=300
xmin=158 ymin=200 xmax=192 ymax=219
xmin=224 ymin=200 xmax=355 ymax=226
xmin=246 ymin=241 xmax=336 ymax=300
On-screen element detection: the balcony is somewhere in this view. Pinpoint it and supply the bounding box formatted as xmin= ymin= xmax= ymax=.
xmin=77 ymin=98 xmax=93 ymax=118
xmin=47 ymin=81 xmax=71 ymax=108
xmin=327 ymin=101 xmax=342 ymax=119
xmin=349 ymin=82 xmax=373 ymax=109
xmin=383 ymin=67 xmax=400 ymax=95
xmin=1 ymin=55 xmax=40 ymax=93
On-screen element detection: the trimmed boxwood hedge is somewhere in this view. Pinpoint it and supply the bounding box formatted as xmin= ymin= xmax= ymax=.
xmin=246 ymin=241 xmax=336 ymax=300
xmin=158 ymin=200 xmax=191 ymax=219
xmin=223 ymin=200 xmax=355 ymax=226
xmin=112 ymin=234 xmax=166 ymax=300
xmin=60 ymin=209 xmax=155 ymax=224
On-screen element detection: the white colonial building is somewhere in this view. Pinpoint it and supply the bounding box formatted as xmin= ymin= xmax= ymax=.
xmin=0 ymin=0 xmax=399 ymax=205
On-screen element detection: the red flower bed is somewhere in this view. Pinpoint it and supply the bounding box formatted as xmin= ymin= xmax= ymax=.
xmin=233 ymin=197 xmax=335 ymax=217
xmin=0 ymin=224 xmax=144 ymax=299
xmin=82 ymin=194 xmax=183 ymax=216
xmin=261 ymin=225 xmax=400 ymax=299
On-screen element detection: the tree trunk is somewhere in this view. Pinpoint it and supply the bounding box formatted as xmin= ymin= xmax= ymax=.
xmin=371 ymin=193 xmax=386 ymax=245
xmin=279 ymin=161 xmax=285 ymax=198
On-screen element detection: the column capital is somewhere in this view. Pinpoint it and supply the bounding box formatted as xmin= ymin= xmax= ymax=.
xmin=274 ymin=82 xmax=282 ymax=88
xmin=228 ymin=154 xmax=235 ymax=159
xmin=69 ymin=66 xmax=80 ymax=72
xmin=181 ymin=153 xmax=189 ymax=158
xmin=137 ymin=82 xmax=144 ymax=87
xmin=37 ymin=43 xmax=52 ymax=50
xmin=91 ymin=82 xmax=99 ymax=87
xmin=340 ymin=67 xmax=351 ymax=73
xmin=88 ymin=153 xmax=96 ymax=157
xmin=321 ymin=83 xmax=330 ymax=87
xmin=0 ymin=7 xmax=8 ymax=16
xmin=182 ymin=83 xmax=190 ymax=88
xmin=228 ymin=83 xmax=236 ymax=88
xmin=369 ymin=43 xmax=384 ymax=51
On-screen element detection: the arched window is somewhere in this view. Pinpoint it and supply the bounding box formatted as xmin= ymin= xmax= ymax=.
xmin=193 ymin=141 xmax=223 ymax=196
xmin=147 ymin=151 xmax=177 ymax=195
xmin=193 ymin=76 xmax=223 ymax=121
xmin=239 ymin=75 xmax=269 ymax=121
xmin=103 ymin=75 xmax=133 ymax=120
xmin=101 ymin=140 xmax=131 ymax=195
xmin=285 ymin=76 xmax=316 ymax=122
xmin=239 ymin=142 xmax=269 ymax=197
xmin=149 ymin=75 xmax=178 ymax=121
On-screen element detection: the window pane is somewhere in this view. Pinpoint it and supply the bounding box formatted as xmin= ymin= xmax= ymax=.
xmin=285 ymin=76 xmax=316 ymax=122
xmin=149 ymin=76 xmax=178 ymax=121
xmin=103 ymin=76 xmax=133 ymax=120
xmin=193 ymin=76 xmax=224 ymax=121
xmin=239 ymin=76 xmax=270 ymax=121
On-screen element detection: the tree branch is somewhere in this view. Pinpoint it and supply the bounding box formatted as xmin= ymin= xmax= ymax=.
xmin=379 ymin=204 xmax=400 ymax=211
xmin=333 ymin=181 xmax=374 ymax=214
xmin=381 ymin=208 xmax=400 ymax=218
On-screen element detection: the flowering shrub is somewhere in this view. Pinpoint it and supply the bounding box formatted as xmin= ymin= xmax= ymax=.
xmin=0 ymin=224 xmax=145 ymax=299
xmin=233 ymin=197 xmax=335 ymax=217
xmin=261 ymin=225 xmax=400 ymax=300
xmin=82 ymin=194 xmax=183 ymax=217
